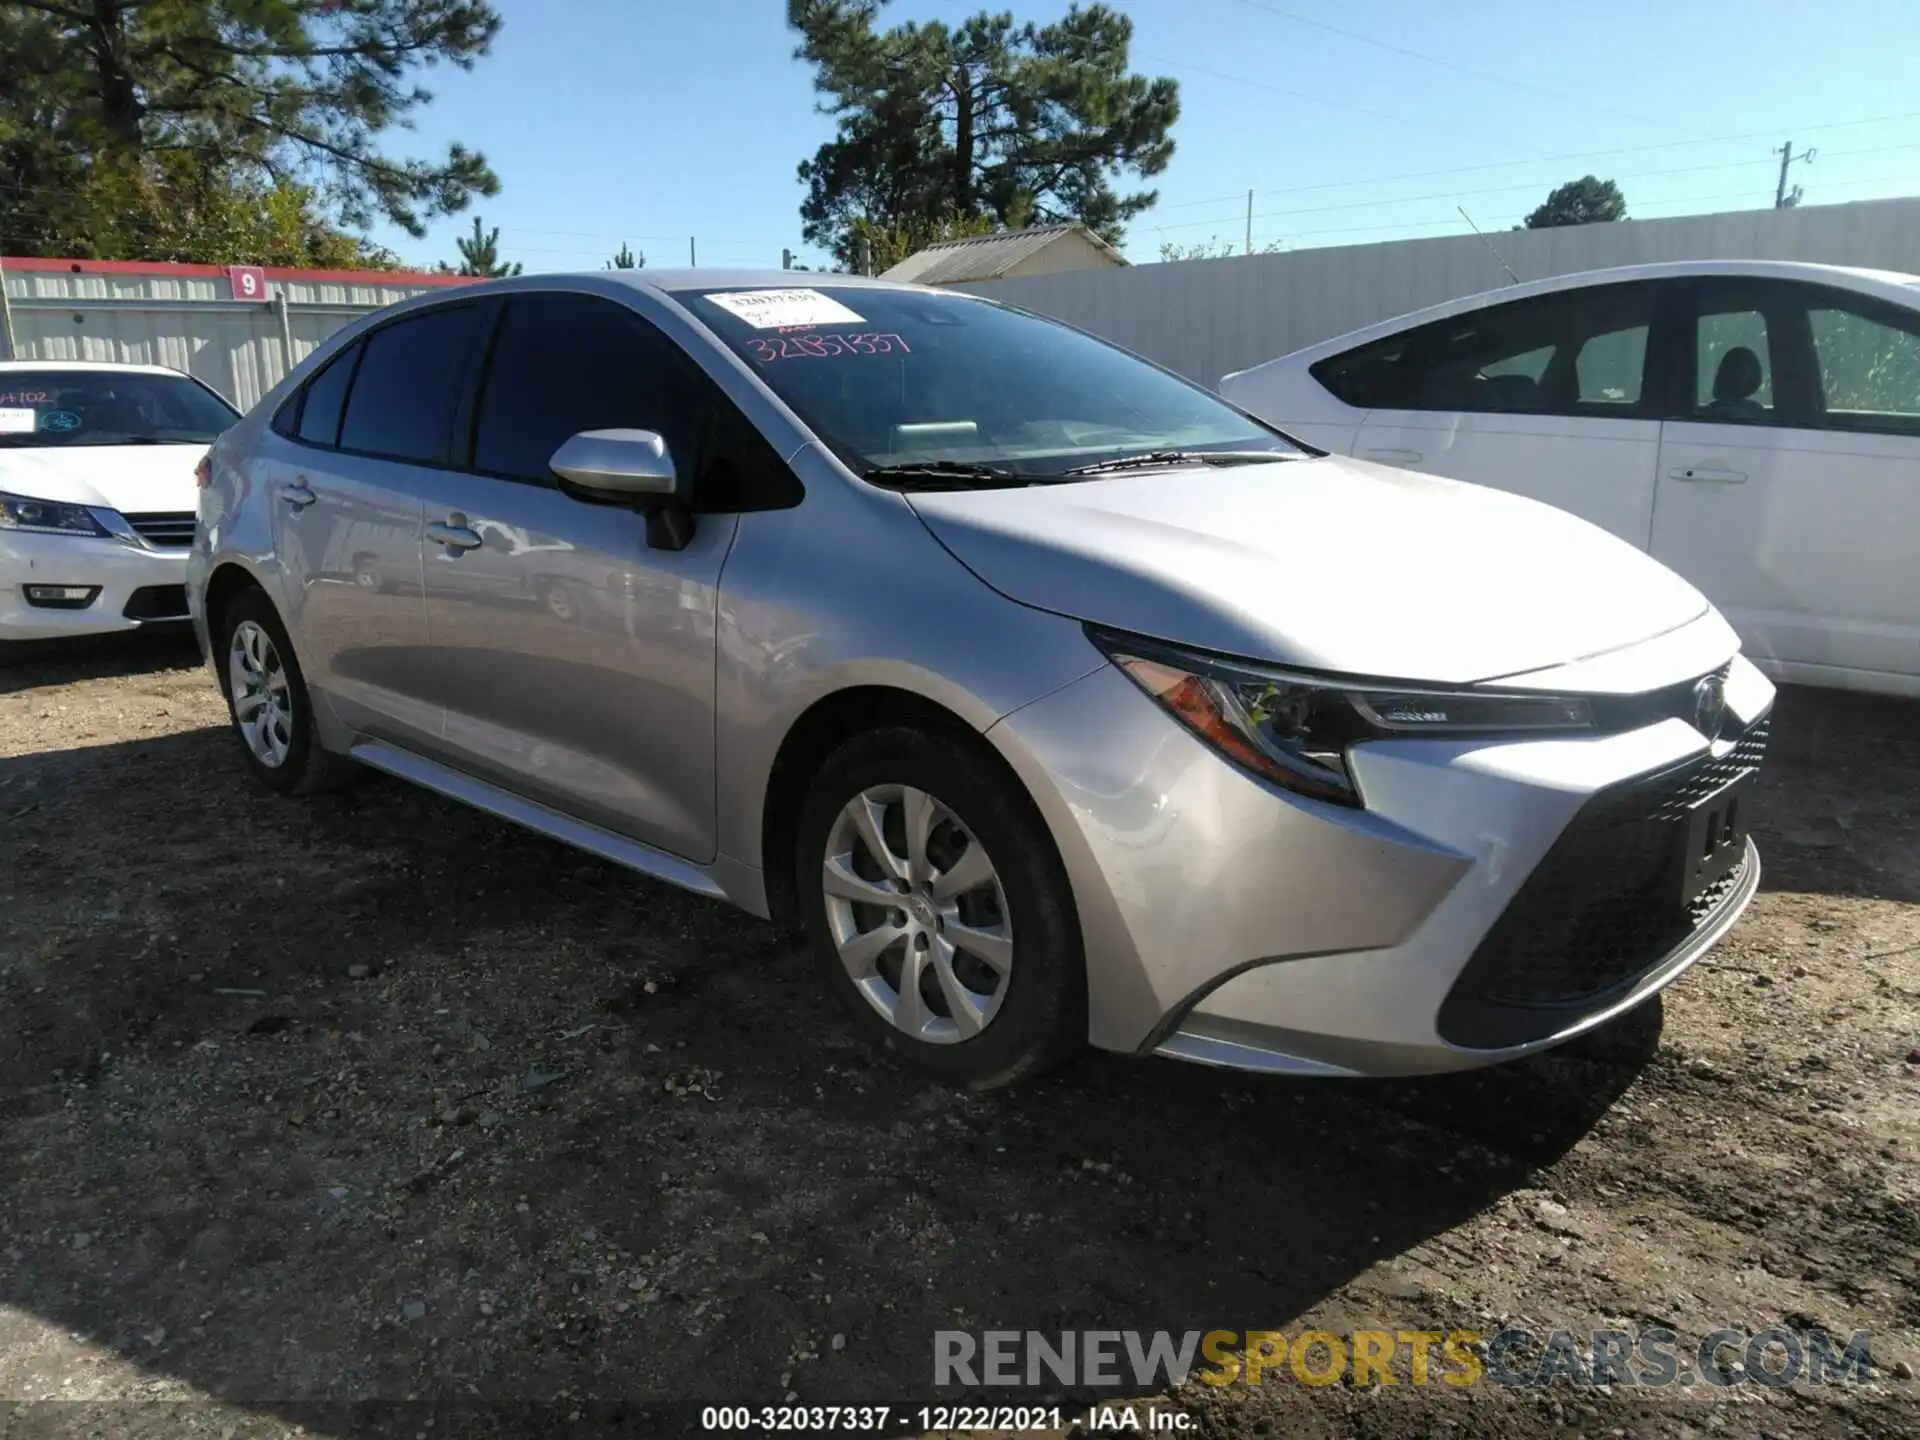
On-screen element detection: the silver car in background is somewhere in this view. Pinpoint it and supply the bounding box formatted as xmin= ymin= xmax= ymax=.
xmin=190 ymin=271 xmax=1773 ymax=1087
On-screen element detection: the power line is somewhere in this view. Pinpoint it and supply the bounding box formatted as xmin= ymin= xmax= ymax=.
xmin=1220 ymin=0 xmax=1662 ymax=127
xmin=1147 ymin=109 xmax=1920 ymax=214
xmin=1195 ymin=169 xmax=1920 ymax=247
xmin=1146 ymin=140 xmax=1920 ymax=236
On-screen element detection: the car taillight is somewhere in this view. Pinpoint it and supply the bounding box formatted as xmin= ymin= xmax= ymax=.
xmin=195 ymin=456 xmax=212 ymax=489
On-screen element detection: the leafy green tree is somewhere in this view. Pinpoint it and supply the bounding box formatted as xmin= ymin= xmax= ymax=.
xmin=606 ymin=242 xmax=644 ymax=269
xmin=453 ymin=216 xmax=520 ymax=276
xmin=1522 ymin=176 xmax=1627 ymax=229
xmin=789 ymin=0 xmax=1178 ymax=269
xmin=0 ymin=0 xmax=501 ymax=259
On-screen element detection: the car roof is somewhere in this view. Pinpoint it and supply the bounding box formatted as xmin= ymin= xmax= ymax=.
xmin=0 ymin=358 xmax=188 ymax=377
xmin=1234 ymin=258 xmax=1920 ymax=376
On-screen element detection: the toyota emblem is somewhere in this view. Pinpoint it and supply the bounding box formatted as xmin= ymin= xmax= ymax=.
xmin=1692 ymin=672 xmax=1727 ymax=741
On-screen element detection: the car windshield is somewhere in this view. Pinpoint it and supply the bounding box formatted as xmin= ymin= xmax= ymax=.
xmin=673 ymin=285 xmax=1300 ymax=484
xmin=0 ymin=370 xmax=239 ymax=448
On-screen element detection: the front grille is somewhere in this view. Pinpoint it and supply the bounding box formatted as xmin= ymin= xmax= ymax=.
xmin=124 ymin=511 xmax=197 ymax=549
xmin=122 ymin=584 xmax=190 ymax=621
xmin=1437 ymin=716 xmax=1769 ymax=1049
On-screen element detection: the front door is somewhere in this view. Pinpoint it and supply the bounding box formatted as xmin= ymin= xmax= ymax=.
xmin=1652 ymin=279 xmax=1920 ymax=688
xmin=411 ymin=291 xmax=738 ymax=862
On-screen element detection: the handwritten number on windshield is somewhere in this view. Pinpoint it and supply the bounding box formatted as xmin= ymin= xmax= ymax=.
xmin=746 ymin=333 xmax=911 ymax=363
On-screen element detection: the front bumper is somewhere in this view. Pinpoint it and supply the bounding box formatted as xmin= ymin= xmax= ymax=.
xmin=0 ymin=530 xmax=190 ymax=641
xmin=986 ymin=647 xmax=1774 ymax=1077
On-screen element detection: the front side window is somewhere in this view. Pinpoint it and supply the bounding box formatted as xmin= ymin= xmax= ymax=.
xmin=470 ymin=293 xmax=796 ymax=510
xmin=0 ymin=369 xmax=237 ymax=448
xmin=1807 ymin=298 xmax=1920 ymax=435
xmin=338 ymin=303 xmax=490 ymax=465
xmin=1694 ymin=306 xmax=1775 ymax=422
xmin=675 ymin=286 xmax=1296 ymax=483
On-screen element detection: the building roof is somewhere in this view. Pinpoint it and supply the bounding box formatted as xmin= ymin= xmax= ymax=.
xmin=879 ymin=224 xmax=1127 ymax=285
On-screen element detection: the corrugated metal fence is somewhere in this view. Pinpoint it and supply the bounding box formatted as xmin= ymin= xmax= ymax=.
xmin=0 ymin=261 xmax=469 ymax=411
xmin=960 ymin=195 xmax=1920 ymax=384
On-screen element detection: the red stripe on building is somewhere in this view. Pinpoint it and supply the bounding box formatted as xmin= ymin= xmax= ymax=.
xmin=0 ymin=256 xmax=476 ymax=287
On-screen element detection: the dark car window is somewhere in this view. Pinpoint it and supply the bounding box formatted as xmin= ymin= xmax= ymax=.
xmin=293 ymin=342 xmax=360 ymax=448
xmin=470 ymin=292 xmax=798 ymax=510
xmin=339 ymin=304 xmax=489 ymax=465
xmin=0 ymin=368 xmax=237 ymax=448
xmin=1313 ymin=284 xmax=1655 ymax=417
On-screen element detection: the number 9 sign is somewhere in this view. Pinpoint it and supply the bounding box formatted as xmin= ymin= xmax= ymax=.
xmin=227 ymin=266 xmax=267 ymax=301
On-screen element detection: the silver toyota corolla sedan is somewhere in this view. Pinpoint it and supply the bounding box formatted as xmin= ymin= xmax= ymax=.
xmin=189 ymin=270 xmax=1773 ymax=1087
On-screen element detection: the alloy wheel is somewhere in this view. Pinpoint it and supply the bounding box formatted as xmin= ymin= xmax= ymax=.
xmin=821 ymin=784 xmax=1013 ymax=1044
xmin=228 ymin=619 xmax=295 ymax=768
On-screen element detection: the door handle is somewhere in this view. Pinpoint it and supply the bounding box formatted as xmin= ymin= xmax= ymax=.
xmin=1667 ymin=465 xmax=1747 ymax=484
xmin=426 ymin=516 xmax=483 ymax=552
xmin=1362 ymin=447 xmax=1423 ymax=465
xmin=276 ymin=479 xmax=317 ymax=511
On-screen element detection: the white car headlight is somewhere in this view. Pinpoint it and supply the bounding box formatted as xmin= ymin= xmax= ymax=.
xmin=0 ymin=490 xmax=110 ymax=538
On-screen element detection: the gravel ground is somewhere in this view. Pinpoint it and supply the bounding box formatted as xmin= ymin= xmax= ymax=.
xmin=0 ymin=632 xmax=1916 ymax=1439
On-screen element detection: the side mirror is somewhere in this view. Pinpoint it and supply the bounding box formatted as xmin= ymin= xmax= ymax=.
xmin=548 ymin=428 xmax=695 ymax=551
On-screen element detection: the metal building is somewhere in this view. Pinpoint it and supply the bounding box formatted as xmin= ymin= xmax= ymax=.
xmin=0 ymin=257 xmax=474 ymax=412
xmin=958 ymin=195 xmax=1920 ymax=384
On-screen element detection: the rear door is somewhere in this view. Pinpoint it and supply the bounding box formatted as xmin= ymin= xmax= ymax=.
xmin=1653 ymin=279 xmax=1920 ymax=688
xmin=1347 ymin=281 xmax=1668 ymax=547
xmin=408 ymin=291 xmax=755 ymax=862
xmin=266 ymin=299 xmax=492 ymax=746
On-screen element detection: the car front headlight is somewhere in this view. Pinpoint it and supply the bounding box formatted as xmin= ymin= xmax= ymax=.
xmin=0 ymin=491 xmax=109 ymax=538
xmin=1090 ymin=626 xmax=1594 ymax=808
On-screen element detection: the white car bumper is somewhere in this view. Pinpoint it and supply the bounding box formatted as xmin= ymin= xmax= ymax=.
xmin=0 ymin=529 xmax=191 ymax=641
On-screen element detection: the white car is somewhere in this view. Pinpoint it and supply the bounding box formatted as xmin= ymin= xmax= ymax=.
xmin=1220 ymin=260 xmax=1920 ymax=698
xmin=0 ymin=360 xmax=238 ymax=646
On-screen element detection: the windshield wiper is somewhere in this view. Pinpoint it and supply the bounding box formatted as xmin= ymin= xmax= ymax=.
xmin=863 ymin=461 xmax=1031 ymax=491
xmin=1059 ymin=449 xmax=1293 ymax=476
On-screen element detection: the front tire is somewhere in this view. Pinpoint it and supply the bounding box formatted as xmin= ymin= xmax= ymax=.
xmin=214 ymin=587 xmax=356 ymax=795
xmin=796 ymin=726 xmax=1086 ymax=1089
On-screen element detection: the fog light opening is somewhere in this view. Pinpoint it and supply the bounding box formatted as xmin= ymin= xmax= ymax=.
xmin=23 ymin=584 xmax=101 ymax=610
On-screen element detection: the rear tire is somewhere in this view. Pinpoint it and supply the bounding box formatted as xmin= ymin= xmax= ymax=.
xmin=796 ymin=726 xmax=1086 ymax=1089
xmin=214 ymin=587 xmax=357 ymax=796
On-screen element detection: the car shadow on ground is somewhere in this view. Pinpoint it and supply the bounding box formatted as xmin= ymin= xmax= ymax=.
xmin=0 ymin=720 xmax=1664 ymax=1425
xmin=0 ymin=629 xmax=203 ymax=697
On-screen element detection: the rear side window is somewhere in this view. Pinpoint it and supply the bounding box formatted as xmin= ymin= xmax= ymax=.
xmin=339 ymin=304 xmax=489 ymax=464
xmin=1315 ymin=284 xmax=1654 ymax=416
xmin=293 ymin=342 xmax=360 ymax=447
xmin=471 ymin=293 xmax=799 ymax=510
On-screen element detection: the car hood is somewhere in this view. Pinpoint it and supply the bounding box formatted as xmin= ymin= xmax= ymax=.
xmin=0 ymin=444 xmax=206 ymax=513
xmin=905 ymin=456 xmax=1710 ymax=685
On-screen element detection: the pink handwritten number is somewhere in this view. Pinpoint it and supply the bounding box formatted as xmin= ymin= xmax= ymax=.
xmin=746 ymin=333 xmax=912 ymax=363
xmin=0 ymin=391 xmax=49 ymax=405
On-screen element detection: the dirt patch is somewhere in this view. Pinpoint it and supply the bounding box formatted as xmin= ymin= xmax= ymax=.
xmin=1 ymin=633 xmax=1916 ymax=1437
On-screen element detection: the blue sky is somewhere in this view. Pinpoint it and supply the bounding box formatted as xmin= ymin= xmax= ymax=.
xmin=371 ymin=0 xmax=1920 ymax=273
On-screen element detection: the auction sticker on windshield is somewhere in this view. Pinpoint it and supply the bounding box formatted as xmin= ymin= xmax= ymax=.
xmin=0 ymin=407 xmax=35 ymax=434
xmin=703 ymin=289 xmax=865 ymax=330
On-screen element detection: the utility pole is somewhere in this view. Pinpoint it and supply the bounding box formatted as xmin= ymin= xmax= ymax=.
xmin=1774 ymin=139 xmax=1815 ymax=208
xmin=1244 ymin=190 xmax=1253 ymax=256
xmin=857 ymin=235 xmax=872 ymax=277
xmin=689 ymin=236 xmax=697 ymax=267
xmin=782 ymin=248 xmax=793 ymax=270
